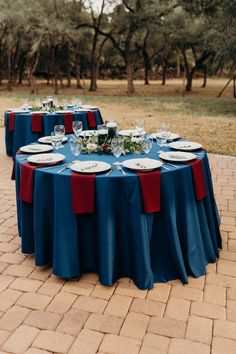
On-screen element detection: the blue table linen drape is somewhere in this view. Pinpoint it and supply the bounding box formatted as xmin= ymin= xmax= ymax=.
xmin=15 ymin=142 xmax=221 ymax=289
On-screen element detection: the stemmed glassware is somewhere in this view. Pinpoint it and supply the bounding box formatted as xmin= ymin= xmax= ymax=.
xmin=135 ymin=119 xmax=145 ymax=136
xmin=69 ymin=136 xmax=82 ymax=157
xmin=54 ymin=125 xmax=65 ymax=148
xmin=158 ymin=122 xmax=171 ymax=147
xmin=51 ymin=133 xmax=63 ymax=150
xmin=111 ymin=137 xmax=124 ymax=164
xmin=46 ymin=96 xmax=53 ymax=108
xmin=72 ymin=121 xmax=83 ymax=137
xmin=142 ymin=134 xmax=153 ymax=154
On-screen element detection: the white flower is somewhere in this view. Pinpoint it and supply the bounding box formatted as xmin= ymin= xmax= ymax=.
xmin=87 ymin=143 xmax=98 ymax=150
xmin=131 ymin=137 xmax=143 ymax=143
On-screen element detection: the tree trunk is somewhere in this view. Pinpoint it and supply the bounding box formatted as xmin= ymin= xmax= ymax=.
xmin=186 ymin=69 xmax=194 ymax=91
xmin=162 ymin=59 xmax=169 ymax=86
xmin=18 ymin=56 xmax=26 ymax=85
xmin=0 ymin=42 xmax=2 ymax=85
xmin=89 ymin=27 xmax=98 ymax=92
xmin=202 ymin=66 xmax=207 ymax=88
xmin=233 ymin=75 xmax=236 ymax=98
xmin=143 ymin=50 xmax=150 ymax=85
xmin=53 ymin=46 xmax=59 ymax=95
xmin=29 ymin=53 xmax=40 ymax=94
xmin=182 ymin=49 xmax=192 ymax=92
xmin=176 ymin=52 xmax=180 ymax=78
xmin=7 ymin=50 xmax=13 ymax=91
xmin=125 ymin=56 xmax=135 ymax=95
xmin=76 ymin=63 xmax=83 ymax=89
xmin=89 ymin=62 xmax=97 ymax=91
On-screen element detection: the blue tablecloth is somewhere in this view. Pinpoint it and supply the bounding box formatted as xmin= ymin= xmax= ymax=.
xmin=14 ymin=141 xmax=221 ymax=289
xmin=5 ymin=109 xmax=103 ymax=157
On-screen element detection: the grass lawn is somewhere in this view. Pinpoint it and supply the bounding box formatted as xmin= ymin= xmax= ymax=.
xmin=0 ymin=78 xmax=235 ymax=156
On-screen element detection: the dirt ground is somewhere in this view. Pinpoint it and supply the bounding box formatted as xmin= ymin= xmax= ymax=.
xmin=0 ymin=78 xmax=235 ymax=155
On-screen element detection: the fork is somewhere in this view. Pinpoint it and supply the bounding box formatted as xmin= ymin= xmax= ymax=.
xmin=105 ymin=166 xmax=114 ymax=176
xmin=117 ymin=165 xmax=126 ymax=175
xmin=57 ymin=164 xmax=72 ymax=173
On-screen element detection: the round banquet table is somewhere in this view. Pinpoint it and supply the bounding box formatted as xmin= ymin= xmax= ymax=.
xmin=5 ymin=109 xmax=103 ymax=157
xmin=14 ymin=140 xmax=222 ymax=290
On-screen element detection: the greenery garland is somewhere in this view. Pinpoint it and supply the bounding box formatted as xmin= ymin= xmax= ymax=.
xmin=81 ymin=135 xmax=145 ymax=155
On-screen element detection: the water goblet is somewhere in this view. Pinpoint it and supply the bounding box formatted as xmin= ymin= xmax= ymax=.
xmin=46 ymin=96 xmax=53 ymax=108
xmin=22 ymin=98 xmax=29 ymax=110
xmin=135 ymin=119 xmax=145 ymax=136
xmin=69 ymin=136 xmax=82 ymax=157
xmin=54 ymin=125 xmax=65 ymax=148
xmin=142 ymin=134 xmax=153 ymax=154
xmin=51 ymin=133 xmax=63 ymax=150
xmin=111 ymin=137 xmax=124 ymax=164
xmin=63 ymin=100 xmax=69 ymax=110
xmin=159 ymin=122 xmax=171 ymax=148
xmin=72 ymin=121 xmax=83 ymax=137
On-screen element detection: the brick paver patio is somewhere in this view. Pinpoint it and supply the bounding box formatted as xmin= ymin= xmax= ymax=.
xmin=0 ymin=127 xmax=235 ymax=354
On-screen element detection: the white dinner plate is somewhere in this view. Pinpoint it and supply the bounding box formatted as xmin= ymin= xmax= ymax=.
xmin=152 ymin=132 xmax=180 ymax=141
xmin=159 ymin=151 xmax=197 ymax=162
xmin=20 ymin=144 xmax=53 ymax=154
xmin=28 ymin=153 xmax=65 ymax=165
xmin=79 ymin=130 xmax=98 ymax=137
xmin=80 ymin=105 xmax=97 ymax=110
xmin=70 ymin=161 xmax=111 ymax=174
xmin=169 ymin=141 xmax=202 ymax=151
xmin=118 ymin=129 xmax=145 ymax=137
xmin=55 ymin=110 xmax=73 ymax=114
xmin=122 ymin=158 xmax=163 ymax=172
xmin=7 ymin=109 xmax=29 ymax=114
xmin=38 ymin=136 xmax=68 ymax=144
xmin=74 ymin=109 xmax=89 ymax=112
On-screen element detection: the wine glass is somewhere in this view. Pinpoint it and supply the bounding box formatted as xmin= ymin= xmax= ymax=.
xmin=159 ymin=122 xmax=171 ymax=147
xmin=111 ymin=137 xmax=124 ymax=164
xmin=142 ymin=134 xmax=153 ymax=154
xmin=72 ymin=121 xmax=83 ymax=137
xmin=76 ymin=97 xmax=83 ymax=108
xmin=51 ymin=133 xmax=63 ymax=150
xmin=69 ymin=136 xmax=82 ymax=157
xmin=47 ymin=96 xmax=53 ymax=108
xmin=22 ymin=98 xmax=29 ymax=110
xmin=63 ymin=100 xmax=69 ymax=110
xmin=135 ymin=119 xmax=145 ymax=136
xmin=54 ymin=125 xmax=65 ymax=148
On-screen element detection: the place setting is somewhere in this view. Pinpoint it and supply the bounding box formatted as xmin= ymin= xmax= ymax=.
xmin=19 ymin=143 xmax=53 ymax=154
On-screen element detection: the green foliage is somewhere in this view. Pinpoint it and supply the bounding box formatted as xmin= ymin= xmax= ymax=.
xmin=0 ymin=0 xmax=234 ymax=92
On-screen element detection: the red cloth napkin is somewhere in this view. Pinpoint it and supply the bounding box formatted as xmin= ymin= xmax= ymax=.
xmin=19 ymin=163 xmax=39 ymax=203
xmin=186 ymin=159 xmax=207 ymax=201
xmin=8 ymin=112 xmax=15 ymax=132
xmin=11 ymin=151 xmax=23 ymax=181
xmin=71 ymin=173 xmax=96 ymax=214
xmin=87 ymin=111 xmax=97 ymax=128
xmin=31 ymin=113 xmax=43 ymax=133
xmin=137 ymin=171 xmax=161 ymax=213
xmin=63 ymin=113 xmax=73 ymax=133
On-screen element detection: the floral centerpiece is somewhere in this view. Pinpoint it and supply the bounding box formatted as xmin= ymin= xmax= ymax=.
xmin=81 ymin=134 xmax=146 ymax=155
xmin=31 ymin=104 xmax=63 ymax=113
